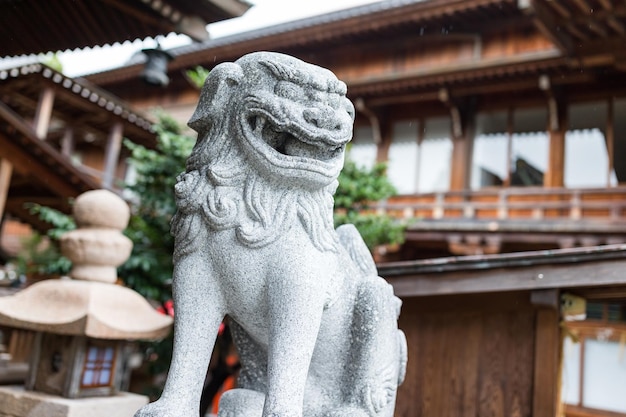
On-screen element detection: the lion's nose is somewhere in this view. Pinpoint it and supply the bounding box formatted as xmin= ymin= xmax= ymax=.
xmin=303 ymin=106 xmax=341 ymax=130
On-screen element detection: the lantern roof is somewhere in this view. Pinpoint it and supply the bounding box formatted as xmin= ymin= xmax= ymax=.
xmin=0 ymin=279 xmax=172 ymax=340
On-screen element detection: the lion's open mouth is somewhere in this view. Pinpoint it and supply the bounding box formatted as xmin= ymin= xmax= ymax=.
xmin=239 ymin=98 xmax=352 ymax=186
xmin=247 ymin=115 xmax=345 ymax=162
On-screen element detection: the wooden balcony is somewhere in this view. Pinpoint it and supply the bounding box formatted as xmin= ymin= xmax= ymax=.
xmin=378 ymin=186 xmax=626 ymax=222
xmin=374 ymin=186 xmax=626 ymax=256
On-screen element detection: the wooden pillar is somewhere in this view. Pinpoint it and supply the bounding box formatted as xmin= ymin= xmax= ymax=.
xmin=448 ymin=100 xmax=476 ymax=191
xmin=414 ymin=118 xmax=425 ymax=192
xmin=61 ymin=128 xmax=74 ymax=157
xmin=102 ymin=122 xmax=123 ymax=189
xmin=33 ymin=87 xmax=55 ymax=140
xmin=607 ymin=98 xmax=615 ymax=186
xmin=376 ymin=116 xmax=392 ymax=163
xmin=0 ymin=158 xmax=13 ymax=220
xmin=544 ymin=92 xmax=566 ymax=188
xmin=504 ymin=107 xmax=514 ymax=186
xmin=532 ymin=294 xmax=560 ymax=417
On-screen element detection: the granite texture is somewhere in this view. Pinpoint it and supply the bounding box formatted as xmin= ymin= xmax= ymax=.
xmin=134 ymin=52 xmax=407 ymax=417
xmin=60 ymin=189 xmax=133 ymax=284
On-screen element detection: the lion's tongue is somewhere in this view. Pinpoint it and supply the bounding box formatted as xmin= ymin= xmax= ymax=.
xmin=284 ymin=137 xmax=332 ymax=160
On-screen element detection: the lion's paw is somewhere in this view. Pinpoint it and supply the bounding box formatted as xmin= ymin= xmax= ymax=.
xmin=218 ymin=388 xmax=265 ymax=417
xmin=263 ymin=413 xmax=300 ymax=417
xmin=323 ymin=407 xmax=369 ymax=417
xmin=134 ymin=399 xmax=193 ymax=417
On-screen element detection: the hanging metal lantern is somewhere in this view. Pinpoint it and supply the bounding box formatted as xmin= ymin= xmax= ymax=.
xmin=141 ymin=48 xmax=173 ymax=87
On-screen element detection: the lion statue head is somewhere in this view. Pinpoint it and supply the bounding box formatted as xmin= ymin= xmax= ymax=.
xmin=172 ymin=52 xmax=355 ymax=254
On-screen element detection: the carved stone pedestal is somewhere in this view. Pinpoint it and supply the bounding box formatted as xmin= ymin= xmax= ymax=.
xmin=0 ymin=385 xmax=148 ymax=417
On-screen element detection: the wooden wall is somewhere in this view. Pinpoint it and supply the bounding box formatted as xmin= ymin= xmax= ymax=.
xmin=395 ymin=292 xmax=559 ymax=417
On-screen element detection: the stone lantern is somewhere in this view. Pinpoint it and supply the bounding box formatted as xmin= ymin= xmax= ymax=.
xmin=0 ymin=190 xmax=172 ymax=411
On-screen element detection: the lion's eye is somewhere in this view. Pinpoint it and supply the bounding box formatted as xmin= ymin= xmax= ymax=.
xmin=275 ymin=81 xmax=304 ymax=101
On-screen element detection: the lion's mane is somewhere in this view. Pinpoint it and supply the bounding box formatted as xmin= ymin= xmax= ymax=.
xmin=171 ymin=103 xmax=340 ymax=257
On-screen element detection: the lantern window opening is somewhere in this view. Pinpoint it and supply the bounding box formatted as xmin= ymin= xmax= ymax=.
xmin=80 ymin=344 xmax=117 ymax=388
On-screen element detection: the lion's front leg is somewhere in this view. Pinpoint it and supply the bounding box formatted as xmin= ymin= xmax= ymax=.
xmin=135 ymin=253 xmax=225 ymax=417
xmin=262 ymin=265 xmax=326 ymax=417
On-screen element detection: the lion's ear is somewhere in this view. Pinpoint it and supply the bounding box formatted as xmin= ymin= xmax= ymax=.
xmin=188 ymin=62 xmax=244 ymax=132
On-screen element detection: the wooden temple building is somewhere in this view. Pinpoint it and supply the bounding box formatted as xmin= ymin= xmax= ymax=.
xmin=0 ymin=0 xmax=251 ymax=254
xmin=85 ymin=1 xmax=626 ymax=416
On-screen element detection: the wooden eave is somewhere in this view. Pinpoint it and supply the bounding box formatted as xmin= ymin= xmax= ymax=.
xmin=87 ymin=0 xmax=626 ymax=106
xmin=379 ymin=244 xmax=626 ymax=298
xmin=345 ymin=50 xmax=569 ymax=99
xmin=0 ymin=64 xmax=156 ymax=231
xmin=0 ymin=0 xmax=251 ymax=57
xmin=0 ymin=101 xmax=99 ymax=231
xmin=522 ymin=0 xmax=626 ymax=68
xmin=86 ymin=0 xmax=524 ymax=86
xmin=0 ymin=64 xmax=155 ymax=149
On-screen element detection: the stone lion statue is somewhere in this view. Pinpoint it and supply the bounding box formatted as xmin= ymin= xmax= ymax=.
xmin=134 ymin=52 xmax=407 ymax=417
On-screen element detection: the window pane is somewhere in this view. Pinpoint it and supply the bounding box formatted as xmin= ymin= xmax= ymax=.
xmin=477 ymin=110 xmax=508 ymax=135
xmin=510 ymin=132 xmax=548 ymax=186
xmin=471 ymin=112 xmax=508 ymax=189
xmin=569 ymin=101 xmax=607 ymax=131
xmin=418 ymin=117 xmax=452 ymax=193
xmin=561 ymin=337 xmax=581 ymax=405
xmin=565 ymin=129 xmax=615 ymax=188
xmin=388 ymin=120 xmax=419 ymax=194
xmin=583 ymin=339 xmax=626 ymax=413
xmin=509 ymin=107 xmax=548 ymax=186
xmin=586 ymin=302 xmax=605 ymax=320
xmin=81 ymin=344 xmax=116 ymax=388
xmin=99 ymin=369 xmax=111 ymax=385
xmin=82 ymin=369 xmax=94 ymax=386
xmin=471 ymin=133 xmax=508 ymax=189
xmin=87 ymin=346 xmax=98 ymax=361
xmin=349 ymin=125 xmax=377 ymax=170
xmin=513 ymin=107 xmax=547 ymax=133
xmin=104 ymin=347 xmax=115 ymax=361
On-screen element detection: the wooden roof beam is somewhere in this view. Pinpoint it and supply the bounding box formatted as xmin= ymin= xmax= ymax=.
xmin=2 ymin=88 xmax=121 ymax=149
xmin=519 ymin=0 xmax=575 ymax=54
xmin=99 ymin=0 xmax=172 ymax=35
xmin=570 ymin=0 xmax=592 ymax=14
xmin=607 ymin=17 xmax=626 ymax=35
xmin=0 ymin=133 xmax=82 ymax=199
xmin=135 ymin=0 xmax=210 ymax=41
xmin=540 ymin=0 xmax=571 ymax=19
xmin=0 ymin=101 xmax=97 ymax=198
xmin=586 ymin=20 xmax=609 ymax=37
xmin=33 ymin=87 xmax=55 ymax=140
xmin=102 ymin=122 xmax=123 ymax=189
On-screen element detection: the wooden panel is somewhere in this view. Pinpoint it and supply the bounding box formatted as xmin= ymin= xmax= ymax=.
xmin=482 ymin=28 xmax=554 ymax=59
xmin=396 ymin=295 xmax=536 ymax=417
xmin=533 ymin=309 xmax=560 ymax=417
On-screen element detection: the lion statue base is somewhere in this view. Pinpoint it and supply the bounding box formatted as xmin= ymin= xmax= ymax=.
xmin=134 ymin=51 xmax=407 ymax=417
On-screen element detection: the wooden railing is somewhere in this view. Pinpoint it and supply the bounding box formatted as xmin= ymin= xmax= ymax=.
xmin=375 ymin=186 xmax=626 ymax=222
